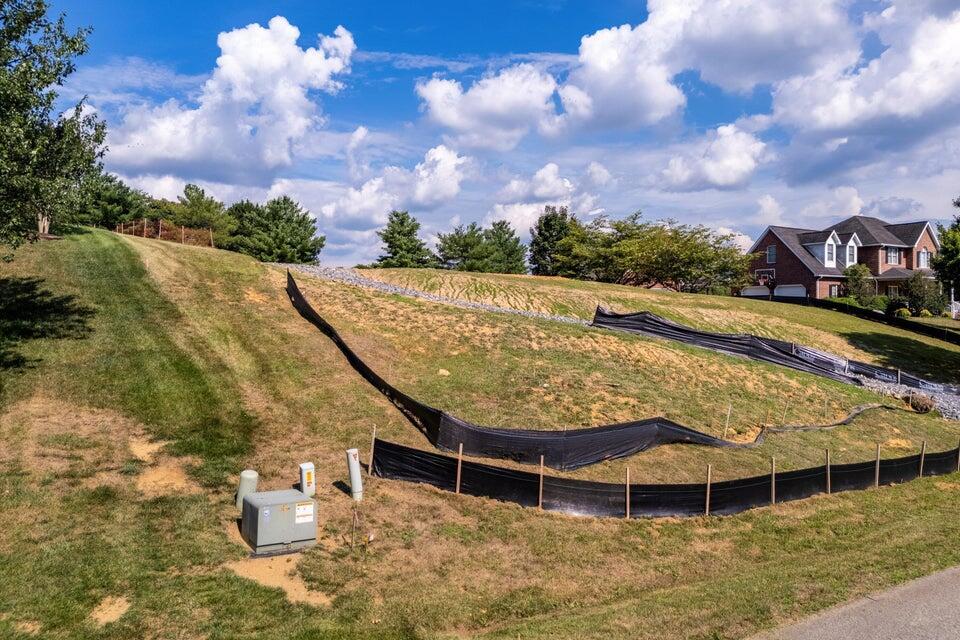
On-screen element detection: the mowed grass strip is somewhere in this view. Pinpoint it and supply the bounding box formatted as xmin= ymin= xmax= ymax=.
xmin=0 ymin=230 xmax=958 ymax=640
xmin=362 ymin=267 xmax=960 ymax=385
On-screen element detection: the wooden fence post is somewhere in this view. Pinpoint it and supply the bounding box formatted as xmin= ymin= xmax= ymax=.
xmin=825 ymin=449 xmax=831 ymax=494
xmin=875 ymin=443 xmax=881 ymax=488
xmin=142 ymin=218 xmax=147 ymax=237
xmin=897 ymin=369 xmax=902 ymax=385
xmin=781 ymin=398 xmax=789 ymax=425
xmin=367 ymin=426 xmax=377 ymax=477
xmin=538 ymin=455 xmax=544 ymax=510
xmin=455 ymin=443 xmax=463 ymax=494
xmin=625 ymin=467 xmax=631 ymax=519
xmin=158 ymin=218 xmax=163 ymax=239
xmin=770 ymin=456 xmax=776 ymax=505
xmin=919 ymin=440 xmax=926 ymax=478
xmin=209 ymin=228 xmax=214 ymax=248
xmin=705 ymin=464 xmax=712 ymax=516
xmin=181 ymin=225 xmax=185 ymax=244
xmin=722 ymin=404 xmax=732 ymax=439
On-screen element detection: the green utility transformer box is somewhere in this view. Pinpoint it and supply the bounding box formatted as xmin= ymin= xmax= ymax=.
xmin=241 ymin=489 xmax=317 ymax=555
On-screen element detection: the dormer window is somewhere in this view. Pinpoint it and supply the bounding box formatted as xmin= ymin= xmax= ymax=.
xmin=825 ymin=242 xmax=835 ymax=265
xmin=847 ymin=244 xmax=856 ymax=265
xmin=766 ymin=245 xmax=776 ymax=264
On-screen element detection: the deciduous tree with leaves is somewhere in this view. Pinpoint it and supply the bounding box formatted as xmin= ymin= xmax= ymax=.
xmin=933 ymin=197 xmax=960 ymax=306
xmin=529 ymin=205 xmax=573 ymax=276
xmin=1 ymin=0 xmax=106 ymax=251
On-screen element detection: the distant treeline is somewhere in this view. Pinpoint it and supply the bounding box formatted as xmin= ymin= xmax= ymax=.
xmin=79 ymin=174 xmax=325 ymax=264
xmin=365 ymin=206 xmax=754 ymax=294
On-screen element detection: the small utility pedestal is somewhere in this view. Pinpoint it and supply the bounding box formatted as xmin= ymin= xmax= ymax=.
xmin=241 ymin=489 xmax=316 ymax=556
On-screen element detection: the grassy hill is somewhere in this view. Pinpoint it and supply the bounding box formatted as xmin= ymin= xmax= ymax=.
xmin=362 ymin=268 xmax=960 ymax=385
xmin=2 ymin=230 xmax=960 ymax=639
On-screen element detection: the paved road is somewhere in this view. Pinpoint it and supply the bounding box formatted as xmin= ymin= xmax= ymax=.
xmin=754 ymin=566 xmax=960 ymax=639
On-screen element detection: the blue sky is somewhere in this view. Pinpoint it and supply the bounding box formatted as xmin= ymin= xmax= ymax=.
xmin=53 ymin=0 xmax=960 ymax=264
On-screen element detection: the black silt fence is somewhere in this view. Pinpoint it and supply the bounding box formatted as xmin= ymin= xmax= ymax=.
xmin=372 ymin=438 xmax=960 ymax=518
xmin=285 ymin=272 xmax=746 ymax=471
xmin=592 ymin=307 xmax=960 ymax=396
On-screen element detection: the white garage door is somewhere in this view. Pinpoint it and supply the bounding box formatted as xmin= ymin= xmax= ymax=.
xmin=774 ymin=284 xmax=807 ymax=298
xmin=741 ymin=286 xmax=769 ymax=297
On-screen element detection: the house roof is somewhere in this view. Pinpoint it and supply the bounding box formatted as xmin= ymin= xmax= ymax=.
xmin=823 ymin=216 xmax=910 ymax=247
xmin=766 ymin=226 xmax=844 ymax=277
xmin=875 ymin=267 xmax=936 ymax=281
xmin=885 ymin=221 xmax=939 ymax=248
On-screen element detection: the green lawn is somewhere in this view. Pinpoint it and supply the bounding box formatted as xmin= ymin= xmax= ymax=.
xmin=1 ymin=231 xmax=960 ymax=639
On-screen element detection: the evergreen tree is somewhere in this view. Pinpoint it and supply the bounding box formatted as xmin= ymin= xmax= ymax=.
xmin=373 ymin=210 xmax=437 ymax=268
xmin=174 ymin=184 xmax=236 ymax=243
xmin=436 ymin=222 xmax=483 ymax=270
xmin=1 ymin=0 xmax=106 ymax=249
xmin=227 ymin=196 xmax=325 ymax=264
xmin=479 ymin=220 xmax=526 ymax=274
xmin=529 ymin=205 xmax=573 ymax=276
xmin=76 ymin=172 xmax=147 ymax=228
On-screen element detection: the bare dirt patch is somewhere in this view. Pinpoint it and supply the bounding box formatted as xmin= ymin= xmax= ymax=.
xmin=225 ymin=555 xmax=331 ymax=607
xmin=884 ymin=438 xmax=913 ymax=449
xmin=14 ymin=621 xmax=41 ymax=635
xmin=89 ymin=596 xmax=131 ymax=626
xmin=136 ymin=460 xmax=201 ymax=499
xmin=128 ymin=436 xmax=166 ymax=463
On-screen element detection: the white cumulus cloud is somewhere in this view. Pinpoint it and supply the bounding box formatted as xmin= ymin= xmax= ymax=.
xmin=107 ymin=16 xmax=355 ymax=184
xmin=415 ymin=63 xmax=561 ymax=151
xmin=661 ymin=124 xmax=767 ymax=191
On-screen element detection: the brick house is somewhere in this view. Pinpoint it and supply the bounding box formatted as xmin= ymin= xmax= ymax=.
xmin=742 ymin=215 xmax=940 ymax=300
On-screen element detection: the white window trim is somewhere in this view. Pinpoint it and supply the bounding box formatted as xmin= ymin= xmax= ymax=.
xmin=825 ymin=242 xmax=835 ymax=267
xmin=886 ymin=247 xmax=900 ymax=265
xmin=847 ymin=244 xmax=856 ymax=266
xmin=888 ymin=285 xmax=900 ymax=297
xmin=918 ymin=249 xmax=930 ymax=269
xmin=766 ymin=245 xmax=777 ymax=264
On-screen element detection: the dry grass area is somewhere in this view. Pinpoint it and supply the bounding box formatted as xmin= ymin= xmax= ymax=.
xmin=362 ymin=268 xmax=960 ymax=385
xmin=1 ymin=231 xmax=960 ymax=640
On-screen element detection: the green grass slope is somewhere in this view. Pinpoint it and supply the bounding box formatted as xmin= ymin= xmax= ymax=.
xmin=0 ymin=230 xmax=959 ymax=639
xmin=362 ymin=268 xmax=960 ymax=385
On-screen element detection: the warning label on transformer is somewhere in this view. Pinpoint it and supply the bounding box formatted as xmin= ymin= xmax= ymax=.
xmin=295 ymin=502 xmax=314 ymax=524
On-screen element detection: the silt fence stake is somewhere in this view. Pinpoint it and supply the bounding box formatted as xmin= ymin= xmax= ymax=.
xmin=455 ymin=443 xmax=463 ymax=494
xmin=705 ymin=464 xmax=713 ymax=516
xmin=538 ymin=455 xmax=544 ymax=510
xmin=875 ymin=443 xmax=881 ymax=488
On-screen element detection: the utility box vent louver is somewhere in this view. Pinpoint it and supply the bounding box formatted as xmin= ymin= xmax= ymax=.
xmin=241 ymin=489 xmax=316 ymax=555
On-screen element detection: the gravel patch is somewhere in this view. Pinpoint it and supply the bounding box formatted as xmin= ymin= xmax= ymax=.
xmin=859 ymin=377 xmax=960 ymax=421
xmin=279 ymin=264 xmax=959 ymax=420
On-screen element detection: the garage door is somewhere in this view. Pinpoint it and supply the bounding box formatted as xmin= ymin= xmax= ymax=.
xmin=741 ymin=286 xmax=769 ymax=297
xmin=774 ymin=284 xmax=807 ymax=298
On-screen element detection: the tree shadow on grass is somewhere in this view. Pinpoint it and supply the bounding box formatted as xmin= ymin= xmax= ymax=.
xmin=843 ymin=330 xmax=960 ymax=385
xmin=0 ymin=276 xmax=95 ymax=371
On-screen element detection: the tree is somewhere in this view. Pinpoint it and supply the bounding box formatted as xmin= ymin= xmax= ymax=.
xmin=373 ymin=210 xmax=437 ymax=268
xmin=901 ymin=271 xmax=946 ymax=316
xmin=1 ymin=0 xmax=106 ymax=250
xmin=227 ymin=196 xmax=325 ymax=264
xmin=436 ymin=223 xmax=484 ymax=270
xmin=843 ymin=263 xmax=876 ymax=307
xmin=174 ymin=184 xmax=236 ymax=243
xmin=551 ymin=212 xmax=753 ymax=293
xmin=478 ymin=220 xmax=526 ymax=274
xmin=933 ymin=200 xmax=960 ymax=305
xmin=529 ymin=205 xmax=573 ymax=276
xmin=76 ymin=172 xmax=148 ymax=228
